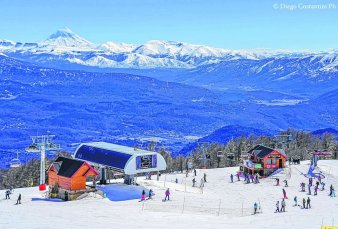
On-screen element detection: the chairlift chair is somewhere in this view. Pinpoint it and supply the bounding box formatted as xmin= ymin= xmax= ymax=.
xmin=10 ymin=158 xmax=21 ymax=168
xmin=217 ymin=151 xmax=224 ymax=157
xmin=227 ymin=153 xmax=235 ymax=160
xmin=26 ymin=143 xmax=40 ymax=153
xmin=10 ymin=152 xmax=21 ymax=168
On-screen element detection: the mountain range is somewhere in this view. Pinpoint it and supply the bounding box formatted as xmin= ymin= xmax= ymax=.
xmin=0 ymin=28 xmax=337 ymax=166
xmin=1 ymin=28 xmax=337 ymax=73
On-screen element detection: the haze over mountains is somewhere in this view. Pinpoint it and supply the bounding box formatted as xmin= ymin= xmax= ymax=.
xmin=0 ymin=28 xmax=337 ymax=165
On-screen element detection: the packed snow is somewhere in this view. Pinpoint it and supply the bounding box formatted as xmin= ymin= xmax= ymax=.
xmin=1 ymin=160 xmax=338 ymax=229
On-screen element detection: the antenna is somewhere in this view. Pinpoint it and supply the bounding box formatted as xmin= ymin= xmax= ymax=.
xmin=26 ymin=132 xmax=61 ymax=185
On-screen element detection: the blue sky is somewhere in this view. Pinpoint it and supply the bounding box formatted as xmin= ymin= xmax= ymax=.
xmin=0 ymin=0 xmax=337 ymax=50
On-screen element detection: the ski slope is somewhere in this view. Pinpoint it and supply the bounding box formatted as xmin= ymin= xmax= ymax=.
xmin=0 ymin=160 xmax=337 ymax=229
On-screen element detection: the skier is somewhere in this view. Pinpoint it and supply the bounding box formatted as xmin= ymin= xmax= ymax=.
xmin=330 ymin=186 xmax=336 ymax=197
xmin=141 ymin=190 xmax=146 ymax=201
xmin=255 ymin=174 xmax=259 ymax=183
xmin=275 ymin=201 xmax=280 ymax=213
xmin=308 ymin=184 xmax=312 ymax=195
xmin=314 ymin=185 xmax=318 ymax=196
xmin=301 ymin=182 xmax=305 ymax=192
xmin=203 ymin=173 xmax=207 ymax=183
xmin=321 ymin=182 xmax=325 ymax=191
xmin=275 ymin=178 xmax=280 ymax=186
xmin=302 ymin=198 xmax=306 ymax=209
xmin=293 ymin=196 xmax=297 ymax=206
xmin=329 ymin=185 xmax=333 ymax=196
xmin=246 ymin=175 xmax=250 ymax=184
xmin=148 ymin=189 xmax=154 ymax=199
xmin=230 ymin=174 xmax=234 ymax=183
xmin=306 ymin=197 xmax=311 ymax=209
xmin=282 ymin=188 xmax=288 ymax=199
xmin=175 ymin=178 xmax=178 ymax=184
xmin=281 ymin=199 xmax=286 ymax=212
xmin=164 ymin=188 xmax=170 ymax=201
xmin=192 ymin=178 xmax=196 ymax=187
xmin=254 ymin=202 xmax=258 ymax=214
xmin=309 ymin=177 xmax=313 ymax=186
xmin=194 ymin=169 xmax=197 ymax=177
xmin=284 ymin=180 xmax=288 ymax=187
xmin=5 ymin=190 xmax=10 ymax=199
xmin=16 ymin=194 xmax=21 ymax=205
xmin=237 ymin=173 xmax=240 ymax=181
xmin=315 ymin=181 xmax=320 ymax=188
xmin=200 ymin=178 xmax=204 ymax=188
xmin=318 ymin=176 xmax=322 ymax=184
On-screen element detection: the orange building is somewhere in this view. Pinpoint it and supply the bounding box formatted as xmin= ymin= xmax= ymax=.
xmin=48 ymin=157 xmax=98 ymax=191
xmin=241 ymin=145 xmax=286 ymax=177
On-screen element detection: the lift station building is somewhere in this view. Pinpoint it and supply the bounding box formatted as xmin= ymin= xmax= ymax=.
xmin=74 ymin=142 xmax=167 ymax=183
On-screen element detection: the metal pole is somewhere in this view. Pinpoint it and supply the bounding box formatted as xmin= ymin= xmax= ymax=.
xmin=182 ymin=196 xmax=185 ymax=214
xmin=218 ymin=199 xmax=222 ymax=216
xmin=241 ymin=200 xmax=243 ymax=217
xmin=40 ymin=144 xmax=46 ymax=184
xmin=164 ymin=174 xmax=166 ymax=188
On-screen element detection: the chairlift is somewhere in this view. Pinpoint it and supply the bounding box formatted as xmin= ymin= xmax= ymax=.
xmin=26 ymin=143 xmax=39 ymax=153
xmin=217 ymin=151 xmax=224 ymax=157
xmin=240 ymin=153 xmax=249 ymax=160
xmin=10 ymin=158 xmax=21 ymax=168
xmin=227 ymin=153 xmax=235 ymax=160
xmin=10 ymin=152 xmax=21 ymax=168
xmin=287 ymin=135 xmax=293 ymax=141
xmin=48 ymin=142 xmax=61 ymax=151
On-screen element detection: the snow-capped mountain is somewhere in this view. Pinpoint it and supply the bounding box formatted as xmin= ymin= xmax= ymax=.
xmin=98 ymin=41 xmax=137 ymax=53
xmin=2 ymin=28 xmax=336 ymax=70
xmin=38 ymin=27 xmax=96 ymax=51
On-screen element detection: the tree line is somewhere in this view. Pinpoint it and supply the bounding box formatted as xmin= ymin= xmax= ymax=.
xmin=1 ymin=129 xmax=337 ymax=189
xmin=159 ymin=129 xmax=338 ymax=172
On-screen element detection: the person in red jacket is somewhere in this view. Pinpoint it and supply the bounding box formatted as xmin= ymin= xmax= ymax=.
xmin=282 ymin=188 xmax=288 ymax=199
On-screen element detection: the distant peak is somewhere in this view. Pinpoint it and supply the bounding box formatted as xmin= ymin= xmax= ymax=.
xmin=48 ymin=27 xmax=77 ymax=40
xmin=41 ymin=28 xmax=95 ymax=49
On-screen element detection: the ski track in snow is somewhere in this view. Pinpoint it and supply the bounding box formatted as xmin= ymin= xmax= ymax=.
xmin=0 ymin=160 xmax=338 ymax=229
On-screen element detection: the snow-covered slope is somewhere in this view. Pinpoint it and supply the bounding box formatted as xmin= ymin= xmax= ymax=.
xmin=1 ymin=28 xmax=337 ymax=71
xmin=1 ymin=160 xmax=337 ymax=229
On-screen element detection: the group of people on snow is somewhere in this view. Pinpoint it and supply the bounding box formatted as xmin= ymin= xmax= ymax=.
xmin=233 ymin=172 xmax=260 ymax=184
xmin=140 ymin=189 xmax=154 ymax=201
xmin=4 ymin=188 xmax=21 ymax=205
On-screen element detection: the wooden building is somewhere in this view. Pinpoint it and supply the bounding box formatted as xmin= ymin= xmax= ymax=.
xmin=48 ymin=157 xmax=98 ymax=191
xmin=240 ymin=145 xmax=286 ymax=177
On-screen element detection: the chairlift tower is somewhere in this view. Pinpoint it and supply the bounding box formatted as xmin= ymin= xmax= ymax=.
xmin=197 ymin=142 xmax=210 ymax=168
xmin=25 ymin=132 xmax=61 ymax=185
xmin=273 ymin=134 xmax=293 ymax=150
